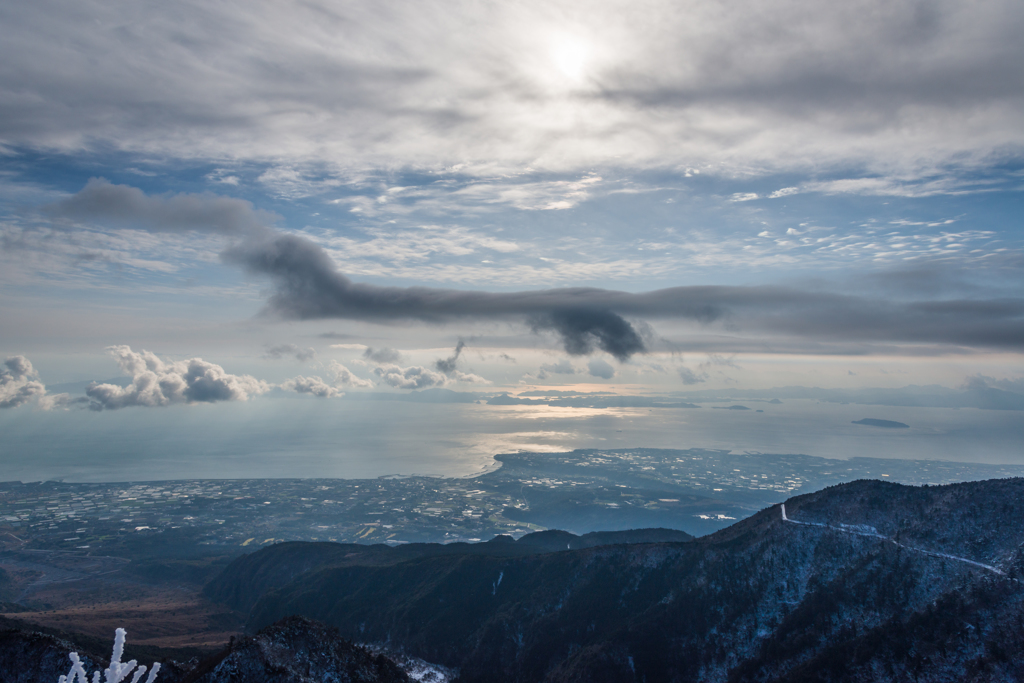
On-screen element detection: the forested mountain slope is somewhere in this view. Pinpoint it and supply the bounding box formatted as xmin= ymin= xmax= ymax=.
xmin=220 ymin=479 xmax=1024 ymax=682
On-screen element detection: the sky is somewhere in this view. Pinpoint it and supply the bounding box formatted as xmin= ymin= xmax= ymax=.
xmin=1 ymin=0 xmax=1023 ymax=479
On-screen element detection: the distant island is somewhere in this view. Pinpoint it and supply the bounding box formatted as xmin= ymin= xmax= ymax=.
xmin=713 ymin=405 xmax=751 ymax=411
xmin=853 ymin=418 xmax=910 ymax=429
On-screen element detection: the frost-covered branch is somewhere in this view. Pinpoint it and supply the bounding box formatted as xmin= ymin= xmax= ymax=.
xmin=58 ymin=628 xmax=160 ymax=683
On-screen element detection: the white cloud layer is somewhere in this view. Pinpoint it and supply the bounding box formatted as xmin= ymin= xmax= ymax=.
xmin=86 ymin=346 xmax=269 ymax=410
xmin=2 ymin=0 xmax=1021 ymax=178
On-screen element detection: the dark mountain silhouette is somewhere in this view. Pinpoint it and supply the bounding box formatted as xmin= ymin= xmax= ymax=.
xmin=208 ymin=479 xmax=1024 ymax=683
xmin=204 ymin=527 xmax=692 ymax=614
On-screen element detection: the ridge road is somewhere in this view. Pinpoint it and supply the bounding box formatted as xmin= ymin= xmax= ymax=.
xmin=780 ymin=503 xmax=1013 ymax=578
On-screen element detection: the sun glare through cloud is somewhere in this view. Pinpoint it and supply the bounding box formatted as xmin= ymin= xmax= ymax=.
xmin=550 ymin=34 xmax=591 ymax=84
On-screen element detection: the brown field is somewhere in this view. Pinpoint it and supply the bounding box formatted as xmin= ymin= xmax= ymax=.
xmin=0 ymin=549 xmax=242 ymax=651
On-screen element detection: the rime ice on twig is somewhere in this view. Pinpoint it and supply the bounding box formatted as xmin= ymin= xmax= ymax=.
xmin=58 ymin=628 xmax=160 ymax=683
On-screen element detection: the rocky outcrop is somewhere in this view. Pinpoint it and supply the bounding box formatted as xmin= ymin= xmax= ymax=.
xmin=0 ymin=617 xmax=405 ymax=683
xmin=182 ymin=616 xmax=408 ymax=683
xmin=0 ymin=629 xmax=104 ymax=683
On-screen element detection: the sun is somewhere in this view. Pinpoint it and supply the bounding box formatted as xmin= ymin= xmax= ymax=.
xmin=550 ymin=36 xmax=590 ymax=84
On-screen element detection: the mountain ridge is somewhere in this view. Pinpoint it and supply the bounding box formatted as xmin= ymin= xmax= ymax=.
xmin=204 ymin=527 xmax=693 ymax=614
xmin=214 ymin=478 xmax=1024 ymax=682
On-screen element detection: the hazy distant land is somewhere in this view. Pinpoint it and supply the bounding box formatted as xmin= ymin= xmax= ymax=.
xmin=853 ymin=418 xmax=910 ymax=428
xmin=2 ymin=448 xmax=1022 ymax=557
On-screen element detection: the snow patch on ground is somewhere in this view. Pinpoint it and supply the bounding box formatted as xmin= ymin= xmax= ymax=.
xmin=362 ymin=644 xmax=458 ymax=683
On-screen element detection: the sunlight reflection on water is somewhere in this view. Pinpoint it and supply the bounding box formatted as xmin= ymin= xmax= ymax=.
xmin=0 ymin=398 xmax=1021 ymax=482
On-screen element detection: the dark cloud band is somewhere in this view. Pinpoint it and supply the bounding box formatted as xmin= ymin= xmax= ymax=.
xmin=46 ymin=178 xmax=278 ymax=235
xmin=222 ymin=233 xmax=661 ymax=360
xmin=46 ymin=181 xmax=1024 ymax=359
xmin=224 ymin=232 xmax=1024 ymax=358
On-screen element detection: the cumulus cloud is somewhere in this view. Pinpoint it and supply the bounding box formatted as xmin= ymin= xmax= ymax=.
xmin=281 ymin=375 xmax=342 ymax=398
xmin=429 ymin=340 xmax=490 ymax=384
xmin=85 ymin=346 xmax=269 ymax=410
xmin=373 ymin=364 xmax=449 ymax=390
xmin=0 ymin=356 xmax=46 ymax=409
xmin=450 ymin=370 xmax=490 ymax=384
xmin=327 ymin=361 xmax=374 ymax=388
xmin=280 ymin=360 xmax=372 ymax=396
xmin=263 ymin=344 xmax=316 ymax=361
xmin=587 ymin=358 xmax=616 ymax=379
xmin=0 ymin=355 xmax=91 ymax=411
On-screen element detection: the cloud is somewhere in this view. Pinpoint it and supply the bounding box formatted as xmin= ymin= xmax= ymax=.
xmin=281 ymin=375 xmax=342 ymax=398
xmin=263 ymin=344 xmax=317 ymax=361
xmin=539 ymin=359 xmax=577 ymax=375
xmin=85 ymin=346 xmax=269 ymax=410
xmin=0 ymin=355 xmax=91 ymax=411
xmin=4 ymin=1 xmax=1021 ymax=179
xmin=528 ymin=309 xmax=647 ymax=361
xmin=38 ymin=393 xmax=91 ymax=410
xmin=0 ymin=356 xmax=45 ymax=409
xmin=327 ymin=360 xmax=374 ymax=388
xmin=37 ymin=182 xmax=1024 ymax=359
xmin=451 ymin=370 xmax=490 ymax=384
xmin=434 ymin=340 xmax=466 ymax=375
xmin=587 ymin=358 xmax=616 ymax=379
xmin=373 ymin=364 xmax=449 ymax=390
xmin=678 ymin=353 xmax=740 ymax=385
xmin=363 ymin=347 xmax=403 ymax=364
xmin=962 ymin=374 xmax=1024 ymax=394
xmin=276 ymin=360 xmax=372 ymax=395
xmin=46 ymin=178 xmax=278 ymax=235
xmin=678 ymin=366 xmax=709 ymax=385
xmin=224 ymin=231 xmax=1024 ymax=356
xmin=223 ymin=232 xmax=652 ymax=360
xmin=704 ymin=353 xmax=741 ymax=369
